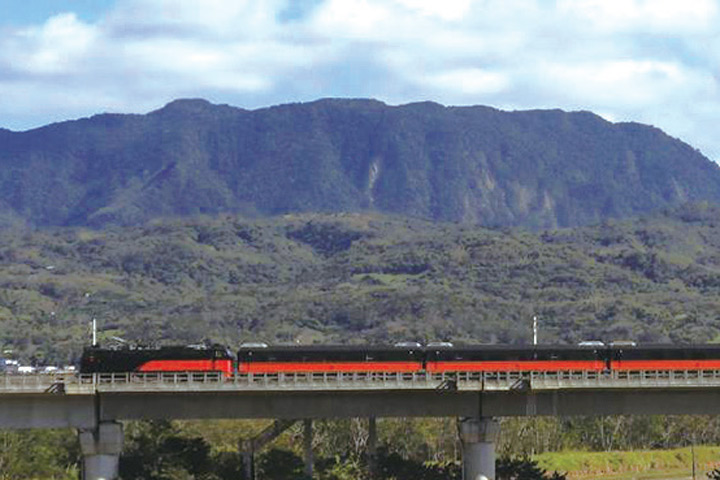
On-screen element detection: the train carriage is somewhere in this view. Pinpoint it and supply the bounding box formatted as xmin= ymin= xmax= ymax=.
xmin=237 ymin=344 xmax=424 ymax=374
xmin=426 ymin=344 xmax=607 ymax=373
xmin=609 ymin=344 xmax=720 ymax=371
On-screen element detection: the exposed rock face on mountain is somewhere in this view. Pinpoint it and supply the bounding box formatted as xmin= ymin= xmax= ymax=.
xmin=0 ymin=98 xmax=718 ymax=228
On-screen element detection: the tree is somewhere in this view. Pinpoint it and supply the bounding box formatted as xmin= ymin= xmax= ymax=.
xmin=120 ymin=420 xmax=213 ymax=480
xmin=496 ymin=456 xmax=566 ymax=480
xmin=0 ymin=429 xmax=79 ymax=480
xmin=256 ymin=448 xmax=309 ymax=480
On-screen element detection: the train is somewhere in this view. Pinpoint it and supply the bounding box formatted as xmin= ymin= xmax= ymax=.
xmin=78 ymin=342 xmax=720 ymax=376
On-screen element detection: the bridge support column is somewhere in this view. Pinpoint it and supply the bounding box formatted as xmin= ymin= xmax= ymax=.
xmin=459 ymin=417 xmax=499 ymax=480
xmin=304 ymin=419 xmax=313 ymax=478
xmin=241 ymin=442 xmax=254 ymax=480
xmin=79 ymin=421 xmax=123 ymax=480
xmin=367 ymin=416 xmax=377 ymax=478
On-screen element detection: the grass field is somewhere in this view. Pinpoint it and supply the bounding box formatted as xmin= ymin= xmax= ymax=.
xmin=536 ymin=446 xmax=720 ymax=479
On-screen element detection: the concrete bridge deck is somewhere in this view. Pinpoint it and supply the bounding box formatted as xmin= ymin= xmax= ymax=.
xmin=6 ymin=370 xmax=720 ymax=480
xmin=4 ymin=370 xmax=720 ymax=427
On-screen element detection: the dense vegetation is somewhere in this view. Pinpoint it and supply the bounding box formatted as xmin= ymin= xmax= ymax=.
xmin=1 ymin=98 xmax=718 ymax=229
xmin=8 ymin=415 xmax=720 ymax=479
xmin=2 ymin=203 xmax=720 ymax=364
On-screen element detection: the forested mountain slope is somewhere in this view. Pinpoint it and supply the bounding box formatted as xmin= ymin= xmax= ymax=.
xmin=2 ymin=204 xmax=720 ymax=363
xmin=0 ymin=98 xmax=718 ymax=229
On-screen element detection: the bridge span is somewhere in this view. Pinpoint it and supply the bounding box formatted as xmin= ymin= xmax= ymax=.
xmin=5 ymin=369 xmax=720 ymax=479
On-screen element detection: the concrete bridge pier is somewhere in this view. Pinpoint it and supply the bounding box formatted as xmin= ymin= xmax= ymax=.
xmin=367 ymin=416 xmax=377 ymax=478
xmin=459 ymin=417 xmax=500 ymax=480
xmin=79 ymin=421 xmax=123 ymax=480
xmin=304 ymin=419 xmax=313 ymax=478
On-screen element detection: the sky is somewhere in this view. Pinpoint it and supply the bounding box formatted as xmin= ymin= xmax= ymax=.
xmin=0 ymin=0 xmax=719 ymax=160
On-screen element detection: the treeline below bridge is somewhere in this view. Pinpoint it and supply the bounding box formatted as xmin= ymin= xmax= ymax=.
xmin=5 ymin=415 xmax=720 ymax=479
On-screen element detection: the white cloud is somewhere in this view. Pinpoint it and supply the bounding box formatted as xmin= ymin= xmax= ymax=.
xmin=394 ymin=0 xmax=472 ymax=21
xmin=107 ymin=0 xmax=285 ymax=39
xmin=2 ymin=13 xmax=98 ymax=75
xmin=310 ymin=0 xmax=393 ymax=39
xmin=421 ymin=68 xmax=510 ymax=95
xmin=1 ymin=0 xmax=720 ymax=161
xmin=557 ymin=0 xmax=718 ymax=33
xmin=541 ymin=60 xmax=692 ymax=106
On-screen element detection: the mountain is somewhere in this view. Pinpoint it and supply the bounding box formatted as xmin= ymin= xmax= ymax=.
xmin=0 ymin=98 xmax=718 ymax=228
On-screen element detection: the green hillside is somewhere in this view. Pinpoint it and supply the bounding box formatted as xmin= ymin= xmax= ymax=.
xmin=2 ymin=203 xmax=720 ymax=363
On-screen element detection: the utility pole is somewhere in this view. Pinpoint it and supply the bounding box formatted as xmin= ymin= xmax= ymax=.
xmin=533 ymin=316 xmax=538 ymax=345
xmin=692 ymin=435 xmax=696 ymax=480
xmin=92 ymin=318 xmax=97 ymax=346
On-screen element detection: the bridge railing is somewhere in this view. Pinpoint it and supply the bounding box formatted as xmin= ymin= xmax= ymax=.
xmin=90 ymin=371 xmax=459 ymax=391
xmin=0 ymin=373 xmax=94 ymax=393
xmin=5 ymin=370 xmax=720 ymax=393
xmin=524 ymin=369 xmax=720 ymax=389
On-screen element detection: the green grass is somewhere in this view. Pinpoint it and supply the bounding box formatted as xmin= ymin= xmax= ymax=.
xmin=536 ymin=446 xmax=720 ymax=479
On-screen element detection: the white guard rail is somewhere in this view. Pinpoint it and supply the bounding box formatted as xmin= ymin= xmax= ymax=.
xmin=4 ymin=370 xmax=720 ymax=394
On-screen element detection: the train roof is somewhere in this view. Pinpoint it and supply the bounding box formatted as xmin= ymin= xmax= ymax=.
xmin=237 ymin=344 xmax=423 ymax=352
xmin=427 ymin=344 xmax=598 ymax=350
xmin=237 ymin=343 xmax=605 ymax=352
xmin=83 ymin=344 xmax=232 ymax=353
xmin=607 ymin=343 xmax=720 ymax=350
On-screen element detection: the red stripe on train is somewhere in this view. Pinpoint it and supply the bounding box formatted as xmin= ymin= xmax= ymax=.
xmin=613 ymin=359 xmax=720 ymax=371
xmin=238 ymin=361 xmax=423 ymax=374
xmin=138 ymin=359 xmax=234 ymax=376
xmin=426 ymin=360 xmax=606 ymax=372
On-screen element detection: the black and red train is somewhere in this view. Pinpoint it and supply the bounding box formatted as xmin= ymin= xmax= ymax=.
xmin=79 ymin=343 xmax=720 ymax=376
xmin=80 ymin=344 xmax=235 ymax=376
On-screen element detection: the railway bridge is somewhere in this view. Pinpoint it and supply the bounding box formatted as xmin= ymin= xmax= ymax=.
xmin=5 ymin=369 xmax=720 ymax=479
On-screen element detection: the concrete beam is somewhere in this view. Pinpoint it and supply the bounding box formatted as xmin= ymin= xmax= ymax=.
xmin=94 ymin=389 xmax=720 ymax=421
xmin=99 ymin=391 xmax=482 ymax=420
xmin=0 ymin=395 xmax=96 ymax=429
xmin=8 ymin=387 xmax=720 ymax=432
xmin=481 ymin=389 xmax=720 ymax=417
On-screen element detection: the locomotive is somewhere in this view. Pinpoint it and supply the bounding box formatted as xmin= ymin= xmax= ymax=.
xmin=79 ymin=342 xmax=720 ymax=376
xmin=80 ymin=344 xmax=234 ymax=376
